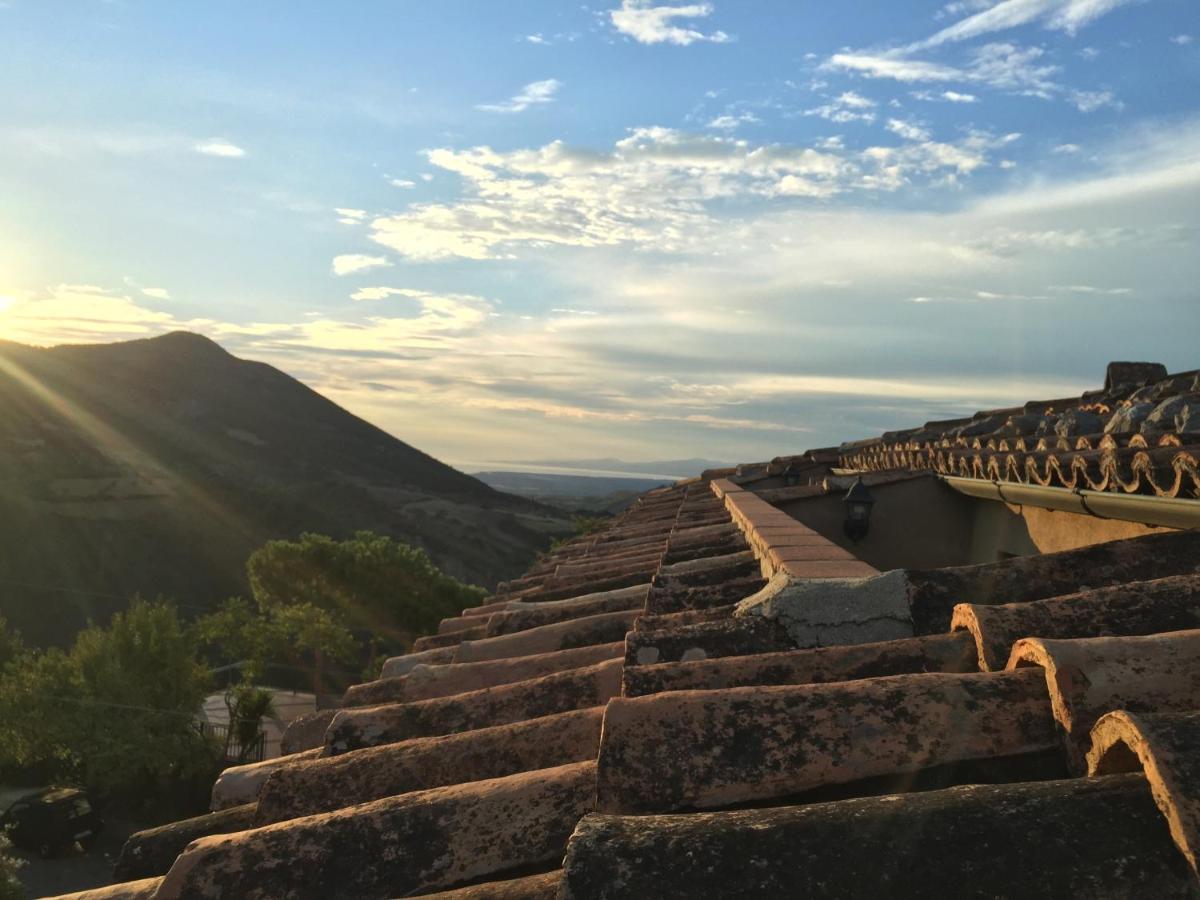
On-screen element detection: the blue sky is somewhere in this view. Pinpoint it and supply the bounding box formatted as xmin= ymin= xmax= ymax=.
xmin=1 ymin=1 xmax=1197 ymax=466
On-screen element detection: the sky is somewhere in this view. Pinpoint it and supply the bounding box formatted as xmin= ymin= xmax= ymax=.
xmin=0 ymin=1 xmax=1197 ymax=468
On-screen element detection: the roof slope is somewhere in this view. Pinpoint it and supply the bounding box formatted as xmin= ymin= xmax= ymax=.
xmin=57 ymin=360 xmax=1200 ymax=899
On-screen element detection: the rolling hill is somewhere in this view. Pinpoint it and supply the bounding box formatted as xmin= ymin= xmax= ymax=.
xmin=0 ymin=331 xmax=571 ymax=646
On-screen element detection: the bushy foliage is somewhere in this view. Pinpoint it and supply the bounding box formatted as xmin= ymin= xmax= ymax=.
xmin=223 ymin=684 xmax=276 ymax=765
xmin=192 ymin=597 xmax=356 ymax=685
xmin=0 ymin=838 xmax=23 ymax=900
xmin=0 ymin=599 xmax=216 ymax=801
xmin=548 ymin=513 xmax=611 ymax=552
xmin=247 ymin=531 xmax=485 ymax=654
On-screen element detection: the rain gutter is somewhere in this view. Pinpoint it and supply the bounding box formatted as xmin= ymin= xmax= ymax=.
xmin=940 ymin=475 xmax=1200 ymax=530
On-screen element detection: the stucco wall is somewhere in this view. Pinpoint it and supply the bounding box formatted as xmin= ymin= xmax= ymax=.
xmin=970 ymin=500 xmax=1170 ymax=560
xmin=777 ymin=477 xmax=977 ymax=571
xmin=777 ymin=475 xmax=1174 ymax=570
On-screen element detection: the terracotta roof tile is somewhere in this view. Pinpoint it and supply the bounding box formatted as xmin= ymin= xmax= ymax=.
xmin=1089 ymin=710 xmax=1200 ymax=878
xmin=952 ymin=573 xmax=1200 ymax=671
xmin=154 ymin=761 xmax=597 ymax=900
xmin=624 ymin=615 xmax=794 ymax=666
xmin=483 ymin=585 xmax=650 ymax=636
xmin=210 ymin=748 xmax=323 ymax=811
xmin=412 ymin=624 xmax=489 ymax=652
xmin=453 ymin=608 xmax=640 ymax=663
xmin=325 ymin=657 xmax=621 ymax=753
xmin=906 ymin=528 xmax=1200 ymax=633
xmin=595 ymin=670 xmax=1055 ymax=814
xmin=279 ymin=708 xmax=338 ymax=754
xmin=344 ymin=642 xmax=624 ymax=707
xmin=1008 ymin=630 xmax=1200 ymax=772
xmin=411 ymin=870 xmax=562 ymax=898
xmin=256 ymin=707 xmax=603 ymax=826
xmin=380 ymin=645 xmax=457 ymax=678
xmin=622 ymin=631 xmax=976 ymax=697
xmin=561 ymin=775 xmax=1193 ymax=898
xmin=115 ymin=804 xmax=256 ymax=881
xmin=49 ymin=878 xmax=165 ymax=900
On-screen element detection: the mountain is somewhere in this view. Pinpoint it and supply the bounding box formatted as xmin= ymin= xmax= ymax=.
xmin=516 ymin=458 xmax=732 ymax=479
xmin=0 ymin=332 xmax=571 ymax=646
xmin=473 ymin=471 xmax=673 ymax=513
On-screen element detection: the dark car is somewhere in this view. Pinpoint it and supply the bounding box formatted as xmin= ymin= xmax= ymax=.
xmin=1 ymin=788 xmax=104 ymax=858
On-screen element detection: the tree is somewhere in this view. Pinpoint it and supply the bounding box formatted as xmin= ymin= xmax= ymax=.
xmin=224 ymin=684 xmax=276 ymax=765
xmin=0 ymin=618 xmax=21 ymax=669
xmin=0 ymin=839 xmax=22 ymax=900
xmin=0 ymin=598 xmax=216 ymax=802
xmin=68 ymin=598 xmax=215 ymax=796
xmin=193 ymin=596 xmax=356 ymax=694
xmin=247 ymin=532 xmax=485 ymax=654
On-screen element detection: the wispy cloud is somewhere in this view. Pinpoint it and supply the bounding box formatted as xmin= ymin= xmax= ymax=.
xmin=195 ymin=139 xmax=246 ymax=158
xmin=1171 ymin=34 xmax=1194 ymax=45
xmin=609 ymin=1 xmax=731 ymax=46
xmin=1069 ymin=88 xmax=1122 ymax=112
xmin=525 ymin=31 xmax=579 ymax=45
xmin=825 ymin=0 xmax=1135 ymax=108
xmin=707 ymin=111 xmax=759 ymax=130
xmin=909 ymin=89 xmax=979 ymax=102
xmin=477 ymin=78 xmax=562 ymax=114
xmin=331 ymin=254 xmax=391 ymax=275
xmin=805 ymin=91 xmax=877 ymax=124
xmin=826 ymin=53 xmax=962 ymax=83
xmin=829 ymin=42 xmax=1081 ymax=103
xmin=0 ymin=284 xmax=176 ymax=345
xmin=913 ymin=0 xmax=1140 ymax=49
xmin=886 ymin=118 xmax=932 ymax=142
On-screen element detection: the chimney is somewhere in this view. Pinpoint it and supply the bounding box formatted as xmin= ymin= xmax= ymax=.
xmin=1104 ymin=361 xmax=1167 ymax=391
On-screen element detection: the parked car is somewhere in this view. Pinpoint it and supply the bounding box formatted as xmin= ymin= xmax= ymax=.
xmin=0 ymin=788 xmax=104 ymax=858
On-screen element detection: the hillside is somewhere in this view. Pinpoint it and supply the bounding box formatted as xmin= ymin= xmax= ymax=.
xmin=0 ymin=331 xmax=571 ymax=646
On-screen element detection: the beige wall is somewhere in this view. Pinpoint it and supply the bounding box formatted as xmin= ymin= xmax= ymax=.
xmin=969 ymin=500 xmax=1170 ymax=560
xmin=777 ymin=477 xmax=977 ymax=571
xmin=778 ymin=475 xmax=1173 ymax=570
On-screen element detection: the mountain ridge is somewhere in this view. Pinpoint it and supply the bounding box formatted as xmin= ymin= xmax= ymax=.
xmin=0 ymin=331 xmax=571 ymax=646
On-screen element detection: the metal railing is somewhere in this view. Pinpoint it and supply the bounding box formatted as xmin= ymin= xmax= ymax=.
xmin=196 ymin=721 xmax=266 ymax=763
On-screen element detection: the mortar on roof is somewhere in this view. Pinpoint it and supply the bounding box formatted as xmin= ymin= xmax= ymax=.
xmin=735 ymin=570 xmax=914 ymax=648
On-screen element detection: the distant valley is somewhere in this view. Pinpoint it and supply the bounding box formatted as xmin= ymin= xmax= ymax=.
xmin=469 ymin=458 xmax=730 ymax=513
xmin=473 ymin=471 xmax=672 ymax=514
xmin=505 ymin=457 xmax=732 ymax=480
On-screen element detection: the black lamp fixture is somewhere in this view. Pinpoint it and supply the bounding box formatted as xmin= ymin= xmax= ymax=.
xmin=843 ymin=476 xmax=875 ymax=542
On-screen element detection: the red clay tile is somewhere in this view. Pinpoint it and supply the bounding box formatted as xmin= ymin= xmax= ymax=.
xmin=595 ymin=669 xmax=1055 ymax=814
xmin=454 ymin=609 xmax=639 ymax=663
xmin=257 ymin=707 xmax=604 ymax=826
xmin=1008 ymin=629 xmax=1200 ymax=772
xmin=326 ymin=658 xmax=622 ymax=752
xmin=952 ymin=573 xmax=1200 ymax=671
xmin=1089 ymin=709 xmax=1200 ymax=878
xmin=344 ymin=642 xmax=625 ymax=708
xmin=155 ymin=761 xmax=598 ymax=899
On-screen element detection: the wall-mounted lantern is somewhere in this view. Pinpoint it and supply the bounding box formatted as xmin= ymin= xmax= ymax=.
xmin=843 ymin=476 xmax=875 ymax=542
